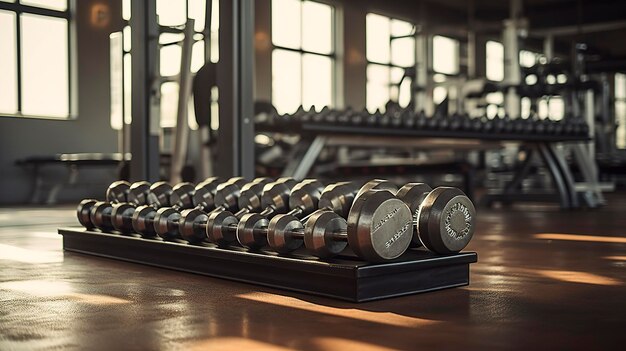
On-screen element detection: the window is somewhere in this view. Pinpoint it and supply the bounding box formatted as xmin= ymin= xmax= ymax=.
xmin=432 ymin=35 xmax=459 ymax=75
xmin=272 ymin=0 xmax=335 ymax=114
xmin=113 ymin=0 xmax=217 ymax=130
xmin=616 ymin=73 xmax=626 ymax=149
xmin=366 ymin=13 xmax=415 ymax=112
xmin=486 ymin=41 xmax=503 ymax=82
xmin=0 ymin=0 xmax=72 ymax=118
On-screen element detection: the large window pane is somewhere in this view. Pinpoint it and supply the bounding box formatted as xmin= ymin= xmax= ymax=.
xmin=272 ymin=49 xmax=301 ymax=114
xmin=21 ymin=14 xmax=69 ymax=117
xmin=390 ymin=19 xmax=413 ymax=37
xmin=272 ymin=0 xmax=301 ymax=49
xmin=366 ymin=13 xmax=390 ymax=64
xmin=486 ymin=41 xmax=504 ymax=81
xmin=191 ymin=40 xmax=205 ymax=73
xmin=157 ymin=0 xmax=186 ymax=26
xmin=188 ymin=0 xmax=206 ymax=32
xmin=160 ymin=42 xmax=181 ymax=77
xmin=366 ymin=64 xmax=390 ymax=112
xmin=302 ymin=1 xmax=332 ymax=54
xmin=160 ymin=82 xmax=178 ymax=128
xmin=391 ymin=37 xmax=415 ymax=67
xmin=21 ymin=0 xmax=67 ymax=11
xmin=122 ymin=0 xmax=131 ymax=20
xmin=433 ymin=35 xmax=459 ymax=75
xmin=302 ymin=54 xmax=332 ymax=110
xmin=0 ymin=11 xmax=17 ymax=114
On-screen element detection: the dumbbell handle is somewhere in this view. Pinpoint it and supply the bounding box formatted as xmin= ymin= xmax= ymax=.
xmin=255 ymin=226 xmax=348 ymax=241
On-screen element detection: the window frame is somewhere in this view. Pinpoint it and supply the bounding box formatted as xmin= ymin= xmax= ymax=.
xmin=365 ymin=12 xmax=416 ymax=112
xmin=0 ymin=0 xmax=76 ymax=120
xmin=270 ymin=0 xmax=337 ymax=113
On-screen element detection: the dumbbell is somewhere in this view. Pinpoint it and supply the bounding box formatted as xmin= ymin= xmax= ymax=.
xmin=245 ymin=179 xmax=398 ymax=252
xmin=267 ymin=180 xmax=403 ymax=254
xmin=186 ymin=177 xmax=295 ymax=244
xmin=337 ymin=108 xmax=354 ymax=125
xmin=273 ymin=189 xmax=414 ymax=262
xmin=105 ymin=180 xmax=130 ymax=203
xmin=273 ymin=183 xmax=476 ymax=260
xmin=77 ymin=180 xmax=137 ymax=230
xmin=76 ymin=180 xmax=152 ymax=232
xmin=109 ymin=179 xmax=220 ymax=235
xmin=151 ymin=177 xmax=253 ymax=241
xmin=98 ymin=181 xmax=192 ymax=236
xmin=203 ymin=178 xmax=315 ymax=247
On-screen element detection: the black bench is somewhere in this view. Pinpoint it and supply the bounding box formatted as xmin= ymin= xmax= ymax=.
xmin=15 ymin=153 xmax=130 ymax=204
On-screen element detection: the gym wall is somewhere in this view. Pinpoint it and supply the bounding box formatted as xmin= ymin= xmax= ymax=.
xmin=0 ymin=0 xmax=124 ymax=205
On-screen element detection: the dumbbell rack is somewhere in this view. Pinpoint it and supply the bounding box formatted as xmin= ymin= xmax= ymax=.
xmin=59 ymin=227 xmax=477 ymax=302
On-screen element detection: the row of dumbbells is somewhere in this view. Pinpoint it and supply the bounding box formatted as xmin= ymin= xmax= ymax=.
xmin=77 ymin=177 xmax=476 ymax=262
xmin=267 ymin=106 xmax=589 ymax=137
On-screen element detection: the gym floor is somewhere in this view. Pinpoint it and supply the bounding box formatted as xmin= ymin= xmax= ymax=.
xmin=0 ymin=198 xmax=625 ymax=350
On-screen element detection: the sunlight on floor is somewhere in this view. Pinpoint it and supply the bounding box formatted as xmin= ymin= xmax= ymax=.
xmin=237 ymin=292 xmax=438 ymax=328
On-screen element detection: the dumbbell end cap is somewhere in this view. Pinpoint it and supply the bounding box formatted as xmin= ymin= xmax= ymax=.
xmin=77 ymin=199 xmax=98 ymax=229
xmin=304 ymin=211 xmax=348 ymax=258
xmin=267 ymin=214 xmax=305 ymax=254
xmin=419 ymin=187 xmax=476 ymax=254
xmin=207 ymin=210 xmax=238 ymax=246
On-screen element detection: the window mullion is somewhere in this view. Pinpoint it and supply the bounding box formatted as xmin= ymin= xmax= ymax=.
xmin=16 ymin=9 xmax=22 ymax=113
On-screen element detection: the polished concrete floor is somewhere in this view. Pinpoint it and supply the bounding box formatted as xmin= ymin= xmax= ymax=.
xmin=0 ymin=197 xmax=625 ymax=350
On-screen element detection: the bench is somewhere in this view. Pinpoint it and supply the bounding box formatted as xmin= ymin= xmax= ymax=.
xmin=15 ymin=153 xmax=130 ymax=204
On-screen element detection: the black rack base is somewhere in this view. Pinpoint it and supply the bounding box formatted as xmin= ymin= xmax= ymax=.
xmin=59 ymin=227 xmax=478 ymax=302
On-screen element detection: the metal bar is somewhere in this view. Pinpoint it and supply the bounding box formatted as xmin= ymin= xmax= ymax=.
xmin=130 ymin=0 xmax=160 ymax=182
xmin=15 ymin=9 xmax=22 ymax=114
xmin=536 ymin=143 xmax=571 ymax=209
xmin=216 ymin=0 xmax=255 ymax=179
xmin=169 ymin=19 xmax=195 ymax=184
xmin=283 ymin=136 xmax=327 ymax=180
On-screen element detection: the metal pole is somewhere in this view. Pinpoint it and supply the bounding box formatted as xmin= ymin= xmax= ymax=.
xmin=216 ymin=0 xmax=255 ymax=179
xmin=130 ymin=0 xmax=160 ymax=182
xmin=170 ymin=19 xmax=195 ymax=184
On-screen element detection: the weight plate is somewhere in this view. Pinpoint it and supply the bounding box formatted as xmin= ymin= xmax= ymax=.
xmin=267 ymin=214 xmax=305 ymax=253
xmin=132 ymin=205 xmax=158 ymax=237
xmin=304 ymin=211 xmax=348 ymax=258
xmin=77 ymin=199 xmax=98 ymax=229
xmin=89 ymin=201 xmax=114 ymax=232
xmin=147 ymin=182 xmax=173 ymax=207
xmin=418 ymin=187 xmax=476 ymax=254
xmin=154 ymin=207 xmax=180 ymax=240
xmin=237 ymin=213 xmax=268 ymax=249
xmin=347 ymin=190 xmax=412 ymax=262
xmin=169 ymin=182 xmax=195 ymax=209
xmin=288 ymin=179 xmax=324 ymax=215
xmin=127 ymin=181 xmax=151 ymax=206
xmin=206 ymin=210 xmax=238 ymax=246
xmin=179 ymin=208 xmax=208 ymax=243
xmin=111 ymin=203 xmax=135 ymax=234
xmin=354 ymin=179 xmax=398 ymax=201
xmin=317 ymin=182 xmax=358 ymax=218
xmin=396 ymin=183 xmax=432 ymax=247
xmin=106 ymin=181 xmax=130 ymax=203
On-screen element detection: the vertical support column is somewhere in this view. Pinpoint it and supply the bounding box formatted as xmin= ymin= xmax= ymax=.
xmin=342 ymin=3 xmax=366 ymax=110
xmin=130 ymin=0 xmax=160 ymax=182
xmin=216 ymin=0 xmax=255 ymax=179
xmin=503 ymin=19 xmax=521 ymax=118
xmin=170 ymin=19 xmax=195 ymax=184
xmin=415 ymin=32 xmax=433 ymax=115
